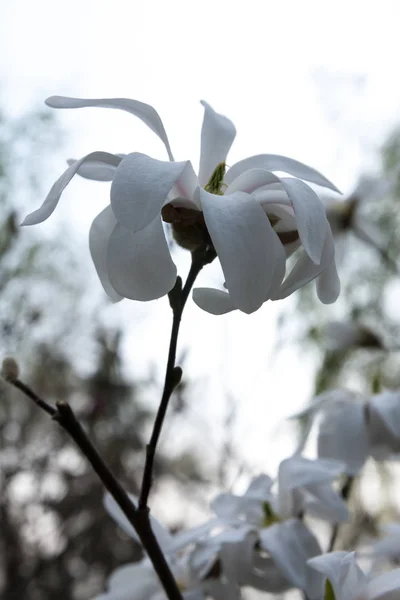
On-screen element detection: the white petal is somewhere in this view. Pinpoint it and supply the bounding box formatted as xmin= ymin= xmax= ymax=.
xmin=279 ymin=178 xmax=329 ymax=264
xmin=108 ymin=562 xmax=156 ymax=594
xmin=192 ymin=287 xmax=237 ymax=315
xmin=225 ymin=168 xmax=279 ymax=194
xmin=318 ymin=401 xmax=369 ymax=475
xmin=46 ymin=95 xmax=174 ymax=160
xmin=316 ymin=258 xmax=340 ymax=304
xmin=304 ymin=482 xmax=349 ymax=523
xmin=198 ymin=100 xmax=236 ymax=186
xmin=21 ymin=152 xmax=121 ymax=226
xmin=110 ymin=153 xmax=196 ymax=233
xmin=272 ymin=231 xmax=335 ymax=300
xmin=308 ymin=552 xmax=366 ymax=600
xmin=242 ymin=172 xmax=329 ymax=264
xmin=169 ymin=519 xmax=218 ymax=553
xmin=369 ymin=391 xmax=400 ymax=440
xmin=225 ymin=154 xmax=340 ymax=192
xmin=246 ymin=474 xmax=274 ymax=499
xmin=103 ymin=492 xmax=174 ymax=553
xmin=368 ymin=568 xmax=400 ymax=599
xmin=278 ymin=456 xmax=345 ymax=517
xmin=260 ymin=520 xmax=323 ymax=597
xmin=89 ymin=207 xmax=122 ymax=302
xmin=67 ymin=153 xmax=124 ymax=181
xmin=239 ymin=171 xmax=329 ymax=264
xmin=106 ymin=219 xmax=177 ymax=301
xmin=199 ymin=189 xmax=277 ymax=314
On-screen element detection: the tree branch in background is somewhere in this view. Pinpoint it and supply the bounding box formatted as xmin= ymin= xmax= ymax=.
xmin=4 ymin=369 xmax=184 ymax=600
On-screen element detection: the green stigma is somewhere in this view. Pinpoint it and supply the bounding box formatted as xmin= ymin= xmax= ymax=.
xmin=262 ymin=502 xmax=280 ymax=527
xmin=204 ymin=162 xmax=226 ymax=195
xmin=324 ymin=580 xmax=336 ymax=600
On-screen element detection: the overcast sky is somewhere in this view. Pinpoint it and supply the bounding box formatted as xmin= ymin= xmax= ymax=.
xmin=1 ymin=0 xmax=400 ymax=485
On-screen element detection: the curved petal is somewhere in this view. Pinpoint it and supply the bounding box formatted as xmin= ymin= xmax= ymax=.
xmin=198 ymin=100 xmax=236 ymax=186
xmin=106 ymin=218 xmax=177 ymax=301
xmin=67 ymin=153 xmax=125 ymax=181
xmin=272 ymin=232 xmax=335 ymax=301
xmin=308 ymin=552 xmax=366 ymax=600
xmin=21 ymin=152 xmax=121 ymax=226
xmin=238 ymin=171 xmax=329 ymax=264
xmin=103 ymin=492 xmax=174 ymax=553
xmin=318 ymin=402 xmax=369 ymax=475
xmin=260 ymin=520 xmax=323 ymax=598
xmin=110 ymin=153 xmax=196 ymax=232
xmin=199 ymin=189 xmax=277 ymax=314
xmin=369 ymin=391 xmax=400 ymax=440
xmin=225 ymin=154 xmax=340 ymax=193
xmin=316 ymin=258 xmax=340 ymax=304
xmin=280 ymin=177 xmax=329 ymax=264
xmin=226 ymin=168 xmax=281 ymax=195
xmin=192 ymin=287 xmax=237 ymax=315
xmin=368 ymin=568 xmax=400 ymax=599
xmin=304 ymin=482 xmax=349 ymax=523
xmin=268 ymin=230 xmax=287 ymax=297
xmin=46 ymin=96 xmax=174 ymax=160
xmin=89 ymin=207 xmax=122 ymax=302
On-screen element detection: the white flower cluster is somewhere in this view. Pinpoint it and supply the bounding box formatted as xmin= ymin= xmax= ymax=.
xmin=94 ymin=451 xmax=400 ymax=600
xmin=23 ymin=96 xmax=340 ymax=314
xmin=296 ymin=388 xmax=400 ymax=475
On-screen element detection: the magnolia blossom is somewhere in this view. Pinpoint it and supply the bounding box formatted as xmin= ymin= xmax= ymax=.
xmin=22 ymin=96 xmax=340 ymax=314
xmin=308 ymin=551 xmax=400 ymax=600
xmin=212 ymin=455 xmax=348 ymax=526
xmin=93 ymin=558 xmax=202 ymax=600
xmin=295 ymin=389 xmax=400 ymax=475
xmin=207 ymin=456 xmax=348 ymax=597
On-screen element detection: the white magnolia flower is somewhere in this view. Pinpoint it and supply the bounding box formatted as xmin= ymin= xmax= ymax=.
xmin=212 ymin=456 xmax=348 ymax=527
xmin=277 ymin=455 xmax=349 ymax=523
xmin=93 ymin=558 xmax=203 ymax=600
xmin=22 ymin=96 xmax=340 ymax=314
xmin=299 ymin=389 xmax=400 ymax=475
xmin=308 ymin=551 xmax=400 ymax=600
xmin=207 ymin=458 xmax=347 ymax=597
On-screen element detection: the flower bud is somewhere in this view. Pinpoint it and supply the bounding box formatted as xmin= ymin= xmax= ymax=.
xmin=1 ymin=357 xmax=20 ymax=382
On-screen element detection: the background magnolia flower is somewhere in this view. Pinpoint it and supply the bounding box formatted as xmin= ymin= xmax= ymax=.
xmin=308 ymin=551 xmax=400 ymax=600
xmin=295 ymin=389 xmax=400 ymax=475
xmin=22 ymin=95 xmax=340 ymax=314
xmin=212 ymin=455 xmax=348 ymax=527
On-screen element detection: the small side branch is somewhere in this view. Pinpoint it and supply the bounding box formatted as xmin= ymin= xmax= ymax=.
xmin=8 ymin=378 xmax=183 ymax=600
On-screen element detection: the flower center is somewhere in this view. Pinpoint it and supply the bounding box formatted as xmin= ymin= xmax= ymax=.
xmin=161 ymin=204 xmax=212 ymax=251
xmin=204 ymin=162 xmax=226 ymax=195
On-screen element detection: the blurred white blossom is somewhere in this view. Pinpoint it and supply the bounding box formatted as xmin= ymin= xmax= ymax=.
xmin=309 ymin=551 xmax=400 ymax=600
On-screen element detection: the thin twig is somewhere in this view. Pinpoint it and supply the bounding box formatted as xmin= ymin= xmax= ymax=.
xmin=328 ymin=475 xmax=354 ymax=552
xmin=139 ymin=247 xmax=213 ymax=509
xmin=9 ymin=381 xmax=184 ymax=600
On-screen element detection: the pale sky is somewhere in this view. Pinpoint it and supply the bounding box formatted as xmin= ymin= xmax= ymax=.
xmin=1 ymin=0 xmax=400 ymax=489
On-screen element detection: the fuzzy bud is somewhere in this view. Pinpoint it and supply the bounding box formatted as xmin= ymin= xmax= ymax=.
xmin=1 ymin=357 xmax=20 ymax=382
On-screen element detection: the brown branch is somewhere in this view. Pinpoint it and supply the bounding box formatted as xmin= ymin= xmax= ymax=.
xmin=9 ymin=380 xmax=183 ymax=600
xmin=138 ymin=246 xmax=215 ymax=509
